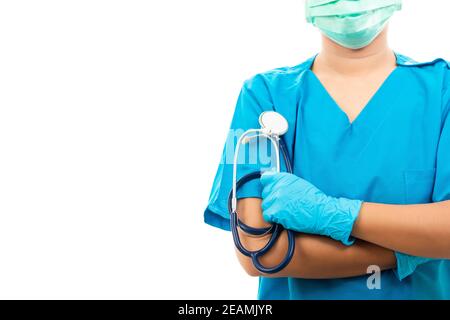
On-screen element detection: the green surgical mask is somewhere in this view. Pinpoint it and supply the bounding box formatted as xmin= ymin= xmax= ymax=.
xmin=305 ymin=0 xmax=402 ymax=49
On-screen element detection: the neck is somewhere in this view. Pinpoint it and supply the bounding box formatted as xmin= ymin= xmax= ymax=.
xmin=313 ymin=28 xmax=397 ymax=76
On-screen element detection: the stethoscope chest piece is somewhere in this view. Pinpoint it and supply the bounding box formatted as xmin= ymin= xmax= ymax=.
xmin=259 ymin=111 xmax=289 ymax=136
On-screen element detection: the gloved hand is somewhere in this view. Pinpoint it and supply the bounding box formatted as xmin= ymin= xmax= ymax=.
xmin=260 ymin=171 xmax=363 ymax=245
xmin=394 ymin=252 xmax=433 ymax=281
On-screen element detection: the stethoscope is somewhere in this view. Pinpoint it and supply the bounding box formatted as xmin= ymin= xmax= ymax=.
xmin=228 ymin=111 xmax=296 ymax=274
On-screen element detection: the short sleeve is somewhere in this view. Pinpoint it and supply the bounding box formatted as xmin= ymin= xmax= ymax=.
xmin=204 ymin=75 xmax=275 ymax=231
xmin=395 ymin=65 xmax=450 ymax=281
xmin=432 ymin=76 xmax=450 ymax=202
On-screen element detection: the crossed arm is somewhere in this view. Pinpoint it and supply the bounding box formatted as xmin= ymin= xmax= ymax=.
xmin=236 ymin=198 xmax=450 ymax=278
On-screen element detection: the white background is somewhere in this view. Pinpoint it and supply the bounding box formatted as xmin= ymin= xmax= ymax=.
xmin=0 ymin=0 xmax=448 ymax=299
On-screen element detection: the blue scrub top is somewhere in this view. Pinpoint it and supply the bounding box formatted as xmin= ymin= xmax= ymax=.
xmin=204 ymin=53 xmax=450 ymax=300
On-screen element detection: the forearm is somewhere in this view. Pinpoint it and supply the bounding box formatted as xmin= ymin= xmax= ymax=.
xmin=235 ymin=198 xmax=396 ymax=278
xmin=352 ymin=201 xmax=450 ymax=258
xmin=237 ymin=231 xmax=396 ymax=278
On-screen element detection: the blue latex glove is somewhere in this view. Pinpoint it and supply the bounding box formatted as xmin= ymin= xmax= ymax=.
xmin=261 ymin=171 xmax=362 ymax=245
xmin=394 ymin=252 xmax=433 ymax=281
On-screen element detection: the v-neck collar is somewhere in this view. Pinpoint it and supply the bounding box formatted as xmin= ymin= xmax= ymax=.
xmin=304 ymin=52 xmax=402 ymax=128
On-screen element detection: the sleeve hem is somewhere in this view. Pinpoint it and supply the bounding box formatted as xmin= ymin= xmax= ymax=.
xmin=394 ymin=252 xmax=433 ymax=281
xmin=204 ymin=207 xmax=231 ymax=232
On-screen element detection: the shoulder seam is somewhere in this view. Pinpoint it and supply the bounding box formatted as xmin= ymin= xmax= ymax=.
xmin=396 ymin=53 xmax=449 ymax=68
xmin=246 ymin=56 xmax=316 ymax=79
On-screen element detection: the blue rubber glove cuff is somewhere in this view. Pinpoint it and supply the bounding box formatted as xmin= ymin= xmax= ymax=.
xmin=394 ymin=252 xmax=433 ymax=281
xmin=325 ymin=197 xmax=362 ymax=246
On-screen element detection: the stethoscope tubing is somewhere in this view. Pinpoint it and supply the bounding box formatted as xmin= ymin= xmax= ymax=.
xmin=229 ymin=137 xmax=296 ymax=274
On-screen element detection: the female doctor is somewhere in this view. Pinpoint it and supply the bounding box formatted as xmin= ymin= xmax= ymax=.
xmin=204 ymin=0 xmax=450 ymax=299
